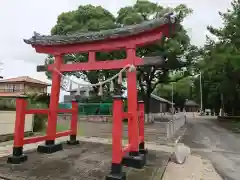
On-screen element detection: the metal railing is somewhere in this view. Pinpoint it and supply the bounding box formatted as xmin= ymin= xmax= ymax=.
xmin=0 ymin=88 xmax=24 ymax=93
xmin=0 ymin=88 xmax=46 ymax=93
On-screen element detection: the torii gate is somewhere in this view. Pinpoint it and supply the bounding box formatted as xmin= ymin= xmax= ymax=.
xmin=8 ymin=12 xmax=177 ymax=180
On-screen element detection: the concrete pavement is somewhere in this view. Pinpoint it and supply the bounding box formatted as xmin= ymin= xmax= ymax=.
xmin=180 ymin=118 xmax=240 ymax=180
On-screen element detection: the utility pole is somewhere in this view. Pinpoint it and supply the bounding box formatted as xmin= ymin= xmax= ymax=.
xmin=171 ymin=83 xmax=174 ymax=114
xmin=199 ymin=72 xmax=203 ymax=113
xmin=0 ymin=61 xmax=3 ymax=79
xmin=221 ymin=93 xmax=224 ymax=110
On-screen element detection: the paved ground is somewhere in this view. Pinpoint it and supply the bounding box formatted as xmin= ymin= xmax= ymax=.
xmin=0 ymin=121 xmax=187 ymax=180
xmin=0 ymin=141 xmax=172 ymax=180
xmin=0 ymin=118 xmax=187 ymax=180
xmin=180 ymin=118 xmax=240 ymax=180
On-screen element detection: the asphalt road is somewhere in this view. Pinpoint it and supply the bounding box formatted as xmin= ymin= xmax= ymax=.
xmin=180 ymin=118 xmax=240 ymax=180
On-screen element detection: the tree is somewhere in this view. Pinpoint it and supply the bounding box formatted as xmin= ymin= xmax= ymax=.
xmin=26 ymin=93 xmax=50 ymax=132
xmin=195 ymin=0 xmax=240 ymax=114
xmin=117 ymin=1 xmax=197 ymax=113
xmin=155 ymin=76 xmax=194 ymax=108
xmin=27 ymin=92 xmax=50 ymax=107
xmin=46 ymin=5 xmax=121 ymax=94
xmin=45 ymin=1 xmax=197 ymax=112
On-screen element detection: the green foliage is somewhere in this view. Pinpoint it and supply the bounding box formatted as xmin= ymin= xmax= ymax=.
xmin=45 ymin=1 xmax=197 ymax=112
xmin=27 ymin=93 xmax=49 ymax=132
xmin=117 ymin=1 xmax=196 ymax=112
xmin=47 ymin=5 xmax=121 ymax=94
xmin=27 ymin=92 xmax=50 ymax=106
xmin=33 ymin=114 xmax=47 ymax=132
xmin=51 ymin=5 xmax=116 ymax=35
xmin=0 ymin=98 xmax=16 ymax=110
xmin=194 ymin=0 xmax=240 ymax=114
xmin=155 ymin=76 xmax=193 ymax=108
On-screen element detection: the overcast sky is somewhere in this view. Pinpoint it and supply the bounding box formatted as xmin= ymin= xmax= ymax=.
xmin=0 ymin=0 xmax=232 ymax=101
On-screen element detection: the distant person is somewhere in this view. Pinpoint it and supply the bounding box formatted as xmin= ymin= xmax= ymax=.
xmin=95 ymin=107 xmax=100 ymax=115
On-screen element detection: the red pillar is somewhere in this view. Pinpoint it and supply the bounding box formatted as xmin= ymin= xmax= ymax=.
xmin=112 ymin=96 xmax=123 ymax=164
xmin=37 ymin=54 xmax=63 ymax=153
xmin=109 ymin=95 xmax=125 ymax=177
xmin=67 ymin=99 xmax=79 ymax=145
xmin=121 ymin=49 xmax=146 ymax=169
xmin=13 ymin=98 xmax=27 ymax=147
xmin=126 ymin=48 xmax=139 ymax=155
xmin=47 ymin=54 xmax=62 ymax=141
xmin=7 ymin=96 xmax=28 ymax=164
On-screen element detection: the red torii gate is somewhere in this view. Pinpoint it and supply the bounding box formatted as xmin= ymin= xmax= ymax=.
xmin=8 ymin=12 xmax=177 ymax=180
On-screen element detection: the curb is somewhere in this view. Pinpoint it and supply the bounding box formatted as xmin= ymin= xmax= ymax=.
xmin=159 ymin=156 xmax=171 ymax=180
xmin=160 ymin=127 xmax=187 ymax=180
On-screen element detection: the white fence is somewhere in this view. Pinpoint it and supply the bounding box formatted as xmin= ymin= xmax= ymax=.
xmin=150 ymin=113 xmax=186 ymax=138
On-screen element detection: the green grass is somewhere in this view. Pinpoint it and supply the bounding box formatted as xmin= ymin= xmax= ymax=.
xmin=229 ymin=120 xmax=240 ymax=133
xmin=218 ymin=119 xmax=240 ymax=133
xmin=56 ymin=123 xmax=69 ymax=132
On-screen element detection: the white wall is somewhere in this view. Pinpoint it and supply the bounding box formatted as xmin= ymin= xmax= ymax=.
xmin=0 ymin=111 xmax=33 ymax=135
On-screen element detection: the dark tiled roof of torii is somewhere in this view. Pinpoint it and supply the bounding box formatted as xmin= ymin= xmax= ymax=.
xmin=24 ymin=12 xmax=175 ymax=46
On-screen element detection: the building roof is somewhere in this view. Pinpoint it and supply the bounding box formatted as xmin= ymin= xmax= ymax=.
xmin=150 ymin=94 xmax=174 ymax=105
xmin=0 ymin=76 xmax=50 ymax=86
xmin=184 ymin=100 xmax=199 ymax=107
xmin=24 ymin=12 xmax=176 ymax=46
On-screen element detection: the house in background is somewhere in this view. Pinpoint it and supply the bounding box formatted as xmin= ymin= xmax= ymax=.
xmin=184 ymin=99 xmax=199 ymax=112
xmin=149 ymin=94 xmax=174 ymax=113
xmin=64 ymin=86 xmax=94 ymax=103
xmin=0 ymin=76 xmax=50 ymax=108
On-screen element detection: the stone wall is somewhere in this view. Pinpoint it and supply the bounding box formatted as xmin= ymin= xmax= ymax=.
xmin=58 ymin=114 xmax=156 ymax=124
xmin=58 ymin=113 xmax=186 ymax=140
xmin=58 ymin=114 xmax=112 ymax=122
xmin=150 ymin=113 xmax=186 ymax=138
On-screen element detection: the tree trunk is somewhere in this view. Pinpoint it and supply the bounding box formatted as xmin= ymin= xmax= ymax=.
xmin=144 ymin=95 xmax=150 ymax=114
xmin=144 ymin=90 xmax=153 ymax=123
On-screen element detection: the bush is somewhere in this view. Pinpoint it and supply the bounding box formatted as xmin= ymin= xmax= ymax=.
xmin=27 ymin=93 xmax=50 ymax=132
xmin=33 ymin=114 xmax=47 ymax=132
xmin=217 ymin=116 xmax=240 ymax=122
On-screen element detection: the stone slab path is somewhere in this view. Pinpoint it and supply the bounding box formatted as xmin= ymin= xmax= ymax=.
xmin=162 ymin=154 xmax=222 ymax=180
